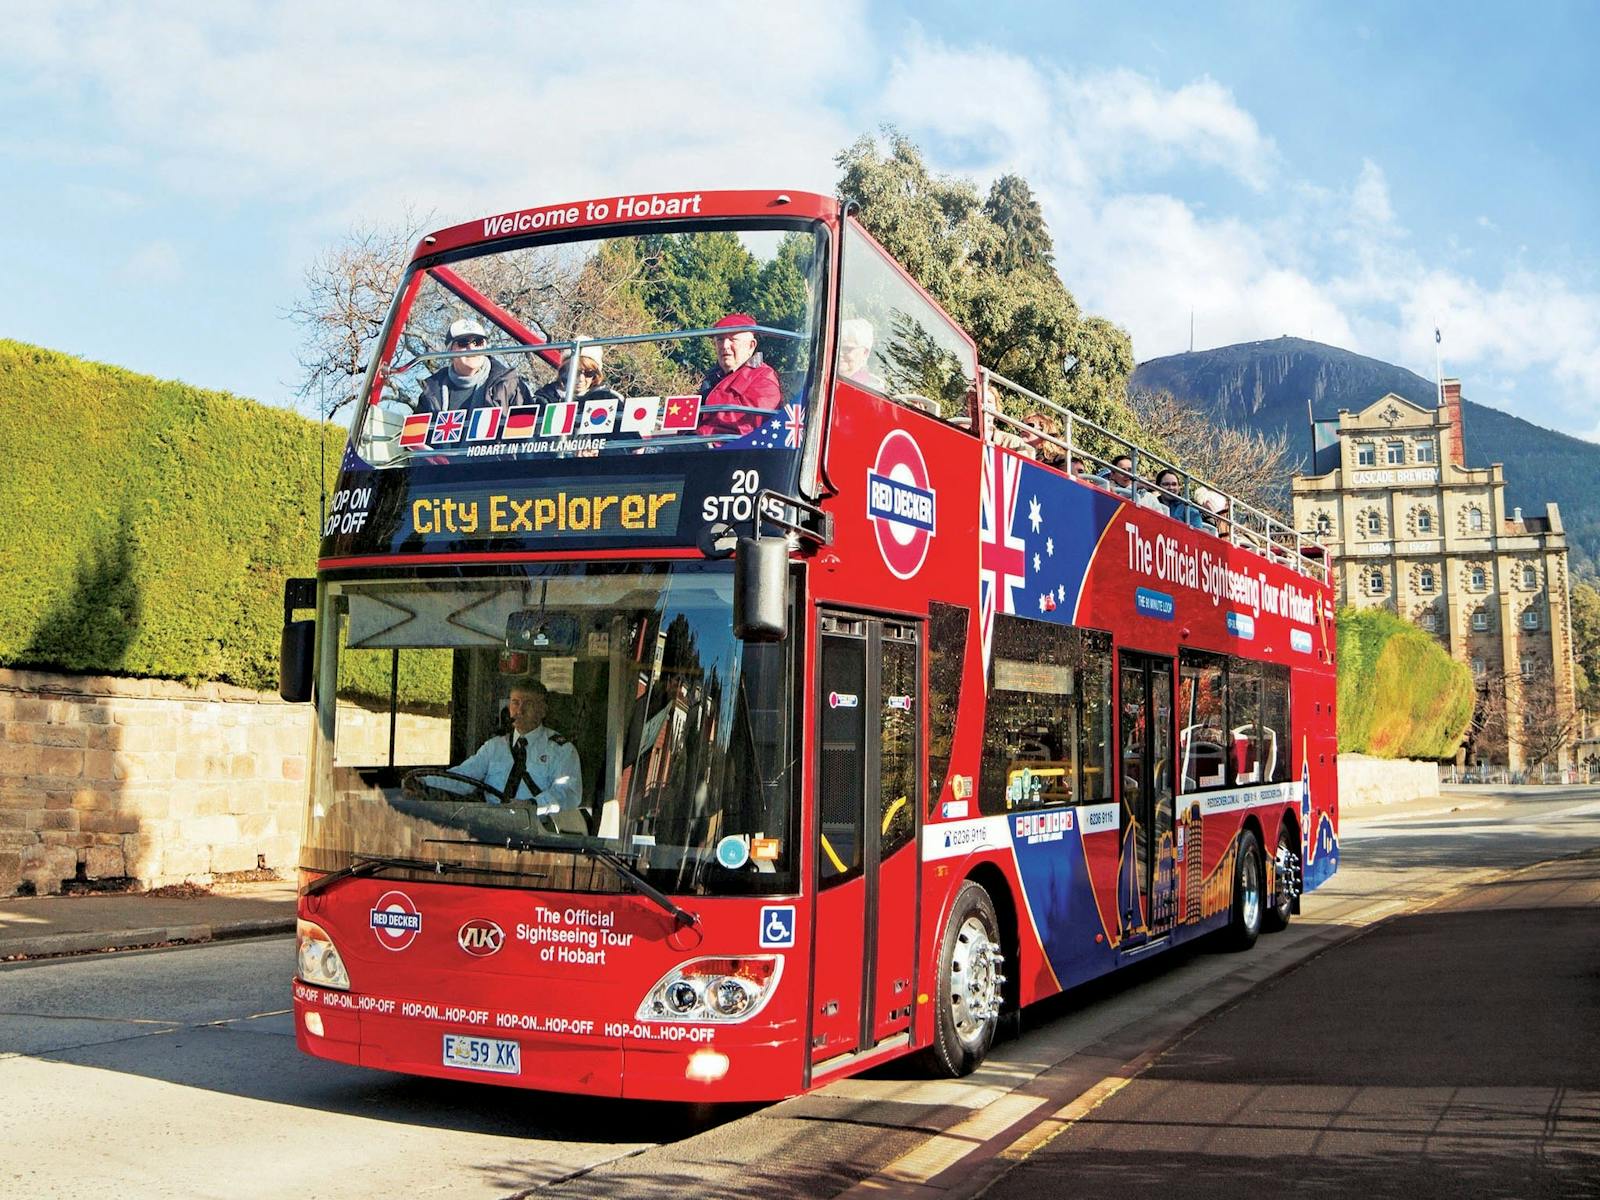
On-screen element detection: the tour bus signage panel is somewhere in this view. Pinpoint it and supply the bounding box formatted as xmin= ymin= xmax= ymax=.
xmin=419 ymin=189 xmax=840 ymax=257
xmin=319 ymin=451 xmax=796 ymax=559
xmin=405 ymin=481 xmax=684 ymax=541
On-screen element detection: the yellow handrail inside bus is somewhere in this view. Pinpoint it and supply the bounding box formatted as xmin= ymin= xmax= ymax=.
xmin=882 ymin=795 xmax=907 ymax=834
xmin=820 ymin=835 xmax=847 ymax=874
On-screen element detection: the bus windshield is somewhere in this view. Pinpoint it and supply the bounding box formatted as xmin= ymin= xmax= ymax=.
xmin=353 ymin=221 xmax=825 ymax=466
xmin=304 ymin=564 xmax=797 ymax=897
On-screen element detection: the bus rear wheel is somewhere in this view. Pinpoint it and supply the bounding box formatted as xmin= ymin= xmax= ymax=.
xmin=1263 ymin=823 xmax=1297 ymax=933
xmin=924 ymin=881 xmax=1005 ymax=1077
xmin=1222 ymin=830 xmax=1264 ymax=952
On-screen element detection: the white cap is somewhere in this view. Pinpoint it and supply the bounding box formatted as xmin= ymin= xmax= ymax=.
xmin=447 ymin=317 xmax=489 ymax=344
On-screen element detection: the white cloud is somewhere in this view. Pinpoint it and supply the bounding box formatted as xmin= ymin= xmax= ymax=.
xmin=7 ymin=6 xmax=1600 ymax=439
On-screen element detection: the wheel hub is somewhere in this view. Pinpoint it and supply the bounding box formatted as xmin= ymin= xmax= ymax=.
xmin=949 ymin=915 xmax=1004 ymax=1041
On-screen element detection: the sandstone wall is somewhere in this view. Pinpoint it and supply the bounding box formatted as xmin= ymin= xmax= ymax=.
xmin=1337 ymin=752 xmax=1441 ymax=812
xmin=0 ymin=668 xmax=313 ymax=896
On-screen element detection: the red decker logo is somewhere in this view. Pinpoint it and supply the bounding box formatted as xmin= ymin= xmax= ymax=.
xmin=457 ymin=919 xmax=505 ymax=957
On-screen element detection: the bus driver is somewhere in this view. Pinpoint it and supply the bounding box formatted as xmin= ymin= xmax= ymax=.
xmin=445 ymin=681 xmax=582 ymax=810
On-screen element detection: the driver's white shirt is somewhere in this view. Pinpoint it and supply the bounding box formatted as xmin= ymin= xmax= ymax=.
xmin=450 ymin=725 xmax=582 ymax=810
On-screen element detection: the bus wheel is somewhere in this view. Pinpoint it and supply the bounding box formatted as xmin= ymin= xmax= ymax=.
xmin=1222 ymin=831 xmax=1264 ymax=952
xmin=925 ymin=882 xmax=1005 ymax=1077
xmin=1263 ymin=824 xmax=1297 ymax=933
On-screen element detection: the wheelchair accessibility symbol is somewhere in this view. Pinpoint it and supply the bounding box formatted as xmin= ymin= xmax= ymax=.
xmin=759 ymin=905 xmax=796 ymax=949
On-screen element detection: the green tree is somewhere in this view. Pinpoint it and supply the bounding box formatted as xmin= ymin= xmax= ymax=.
xmin=1572 ymin=580 xmax=1600 ymax=718
xmin=981 ymin=173 xmax=1054 ymax=274
xmin=835 ymin=129 xmax=1143 ymax=444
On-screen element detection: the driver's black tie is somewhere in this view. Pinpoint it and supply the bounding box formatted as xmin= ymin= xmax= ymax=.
xmin=506 ymin=736 xmax=532 ymax=800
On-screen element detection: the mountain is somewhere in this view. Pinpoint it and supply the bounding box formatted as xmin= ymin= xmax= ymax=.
xmin=1131 ymin=337 xmax=1600 ymax=578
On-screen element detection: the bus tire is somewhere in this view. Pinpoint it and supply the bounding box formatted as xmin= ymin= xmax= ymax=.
xmin=924 ymin=881 xmax=1004 ymax=1078
xmin=1222 ymin=830 xmax=1264 ymax=952
xmin=1262 ymin=822 xmax=1296 ymax=933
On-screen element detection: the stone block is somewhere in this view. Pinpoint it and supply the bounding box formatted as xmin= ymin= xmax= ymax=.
xmin=229 ymin=754 xmax=260 ymax=781
xmin=0 ymin=808 xmax=44 ymax=831
xmin=113 ymin=752 xmax=175 ymax=783
xmin=83 ymin=844 xmax=126 ymax=879
xmin=175 ymin=751 xmax=228 ymax=781
xmin=20 ymin=843 xmax=76 ymax=895
xmin=116 ymin=724 xmax=177 ymax=753
xmin=19 ymin=722 xmax=88 ymax=748
xmin=40 ymin=809 xmax=78 ymax=832
xmin=83 ymin=749 xmax=118 ymax=782
xmin=0 ymin=851 xmax=21 ymax=895
xmin=157 ymin=841 xmax=212 ymax=880
xmin=0 ymin=829 xmax=39 ymax=851
xmin=7 ymin=699 xmax=54 ymax=723
xmin=209 ymin=842 xmax=260 ymax=874
xmin=79 ymin=809 xmax=140 ymax=836
xmin=281 ymin=756 xmax=307 ymax=781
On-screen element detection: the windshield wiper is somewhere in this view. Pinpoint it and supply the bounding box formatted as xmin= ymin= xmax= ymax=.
xmin=301 ymin=853 xmax=536 ymax=897
xmin=301 ymin=854 xmax=428 ymax=897
xmin=427 ymin=835 xmax=700 ymax=929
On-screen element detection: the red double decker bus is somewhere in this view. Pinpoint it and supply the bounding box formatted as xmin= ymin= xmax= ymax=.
xmin=281 ymin=188 xmax=1339 ymax=1101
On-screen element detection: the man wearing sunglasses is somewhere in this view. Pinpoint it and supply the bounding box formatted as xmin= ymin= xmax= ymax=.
xmin=418 ymin=317 xmax=533 ymax=414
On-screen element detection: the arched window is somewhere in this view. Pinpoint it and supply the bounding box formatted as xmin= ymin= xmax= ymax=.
xmin=1471 ymin=656 xmax=1485 ymax=677
xmin=1385 ymin=441 xmax=1405 ymax=465
xmin=1416 ymin=440 xmax=1436 ymax=464
xmin=1316 ymin=513 xmax=1332 ymax=535
xmin=1417 ymin=510 xmax=1433 ymax=533
xmin=1356 ymin=443 xmax=1375 ymax=466
xmin=1470 ymin=567 xmax=1486 ymax=590
xmin=1419 ymin=567 xmax=1435 ymax=591
xmin=1370 ymin=570 xmax=1386 ymax=595
xmin=1472 ymin=610 xmax=1489 ymax=631
xmin=1419 ymin=609 xmax=1438 ymax=631
xmin=1468 ymin=508 xmax=1484 ymax=531
xmin=1522 ymin=609 xmax=1541 ymax=630
xmin=1522 ymin=565 xmax=1537 ymax=589
xmin=1366 ymin=512 xmax=1382 ymax=535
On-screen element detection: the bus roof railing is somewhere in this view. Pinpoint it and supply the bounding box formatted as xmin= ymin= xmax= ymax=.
xmin=978 ymin=367 xmax=1330 ymax=584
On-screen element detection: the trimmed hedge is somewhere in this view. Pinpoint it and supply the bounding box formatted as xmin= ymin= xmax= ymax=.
xmin=0 ymin=340 xmax=335 ymax=691
xmin=1337 ymin=606 xmax=1473 ymax=760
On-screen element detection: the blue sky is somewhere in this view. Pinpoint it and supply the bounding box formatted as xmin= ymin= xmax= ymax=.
xmin=4 ymin=1 xmax=1598 ymax=440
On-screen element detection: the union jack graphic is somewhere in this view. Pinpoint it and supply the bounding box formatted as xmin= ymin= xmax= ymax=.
xmin=432 ymin=409 xmax=465 ymax=445
xmin=978 ymin=446 xmax=1027 ymax=670
xmin=779 ymin=402 xmax=804 ymax=448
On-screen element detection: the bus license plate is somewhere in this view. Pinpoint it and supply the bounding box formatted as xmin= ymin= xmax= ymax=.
xmin=442 ymin=1033 xmax=521 ymax=1075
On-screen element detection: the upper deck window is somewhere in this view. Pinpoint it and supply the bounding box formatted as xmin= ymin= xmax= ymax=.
xmin=837 ymin=221 xmax=975 ymax=420
xmin=352 ymin=221 xmax=827 ymax=466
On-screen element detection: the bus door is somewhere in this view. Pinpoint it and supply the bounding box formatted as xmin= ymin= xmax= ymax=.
xmin=1118 ymin=651 xmax=1176 ymax=947
xmin=810 ymin=612 xmax=921 ymax=1066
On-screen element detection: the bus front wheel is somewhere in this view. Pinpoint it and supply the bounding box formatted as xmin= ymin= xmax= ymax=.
xmin=925 ymin=881 xmax=1005 ymax=1077
xmin=1222 ymin=831 xmax=1264 ymax=952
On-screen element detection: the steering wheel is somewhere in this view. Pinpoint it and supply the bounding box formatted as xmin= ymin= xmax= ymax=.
xmin=401 ymin=768 xmax=513 ymax=806
xmin=400 ymin=769 xmax=562 ymax=835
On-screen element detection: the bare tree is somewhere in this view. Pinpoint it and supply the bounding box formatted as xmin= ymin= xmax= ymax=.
xmin=285 ymin=212 xmax=424 ymax=420
xmin=286 ymin=218 xmax=700 ymax=421
xmin=1509 ymin=660 xmax=1582 ymax=770
xmin=1128 ymin=388 xmax=1294 ymax=520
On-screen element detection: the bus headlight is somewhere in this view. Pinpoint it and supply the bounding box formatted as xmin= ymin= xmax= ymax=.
xmin=637 ymin=956 xmax=783 ymax=1024
xmin=296 ymin=920 xmax=351 ymax=990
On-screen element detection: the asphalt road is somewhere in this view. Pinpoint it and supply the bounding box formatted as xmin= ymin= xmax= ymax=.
xmin=2 ymin=788 xmax=1597 ymax=1200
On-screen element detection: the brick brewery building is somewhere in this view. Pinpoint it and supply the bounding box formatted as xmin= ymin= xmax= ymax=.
xmin=1291 ymin=381 xmax=1579 ymax=770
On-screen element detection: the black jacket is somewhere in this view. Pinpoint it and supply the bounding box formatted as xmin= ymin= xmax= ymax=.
xmin=418 ymin=358 xmax=532 ymax=414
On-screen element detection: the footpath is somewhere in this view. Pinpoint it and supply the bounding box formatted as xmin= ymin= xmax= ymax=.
xmin=0 ymin=786 xmax=1518 ymax=962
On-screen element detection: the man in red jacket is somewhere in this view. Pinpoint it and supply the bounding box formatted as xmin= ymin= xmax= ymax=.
xmin=695 ymin=312 xmax=782 ymax=439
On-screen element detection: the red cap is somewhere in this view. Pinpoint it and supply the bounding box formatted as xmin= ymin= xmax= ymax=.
xmin=713 ymin=312 xmax=757 ymax=331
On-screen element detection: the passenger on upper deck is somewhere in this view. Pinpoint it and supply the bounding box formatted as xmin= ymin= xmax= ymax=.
xmin=534 ymin=342 xmax=622 ymax=406
xmin=418 ymin=318 xmax=533 ymax=413
xmin=1021 ymin=411 xmax=1067 ymax=467
xmin=838 ymin=318 xmax=885 ymax=390
xmin=1157 ymin=469 xmax=1210 ymax=529
xmin=695 ymin=312 xmax=782 ymax=439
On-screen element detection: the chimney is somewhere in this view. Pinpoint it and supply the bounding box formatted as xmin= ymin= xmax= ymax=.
xmin=1439 ymin=378 xmax=1465 ymax=467
xmin=1513 ymin=506 xmax=1522 ymax=524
